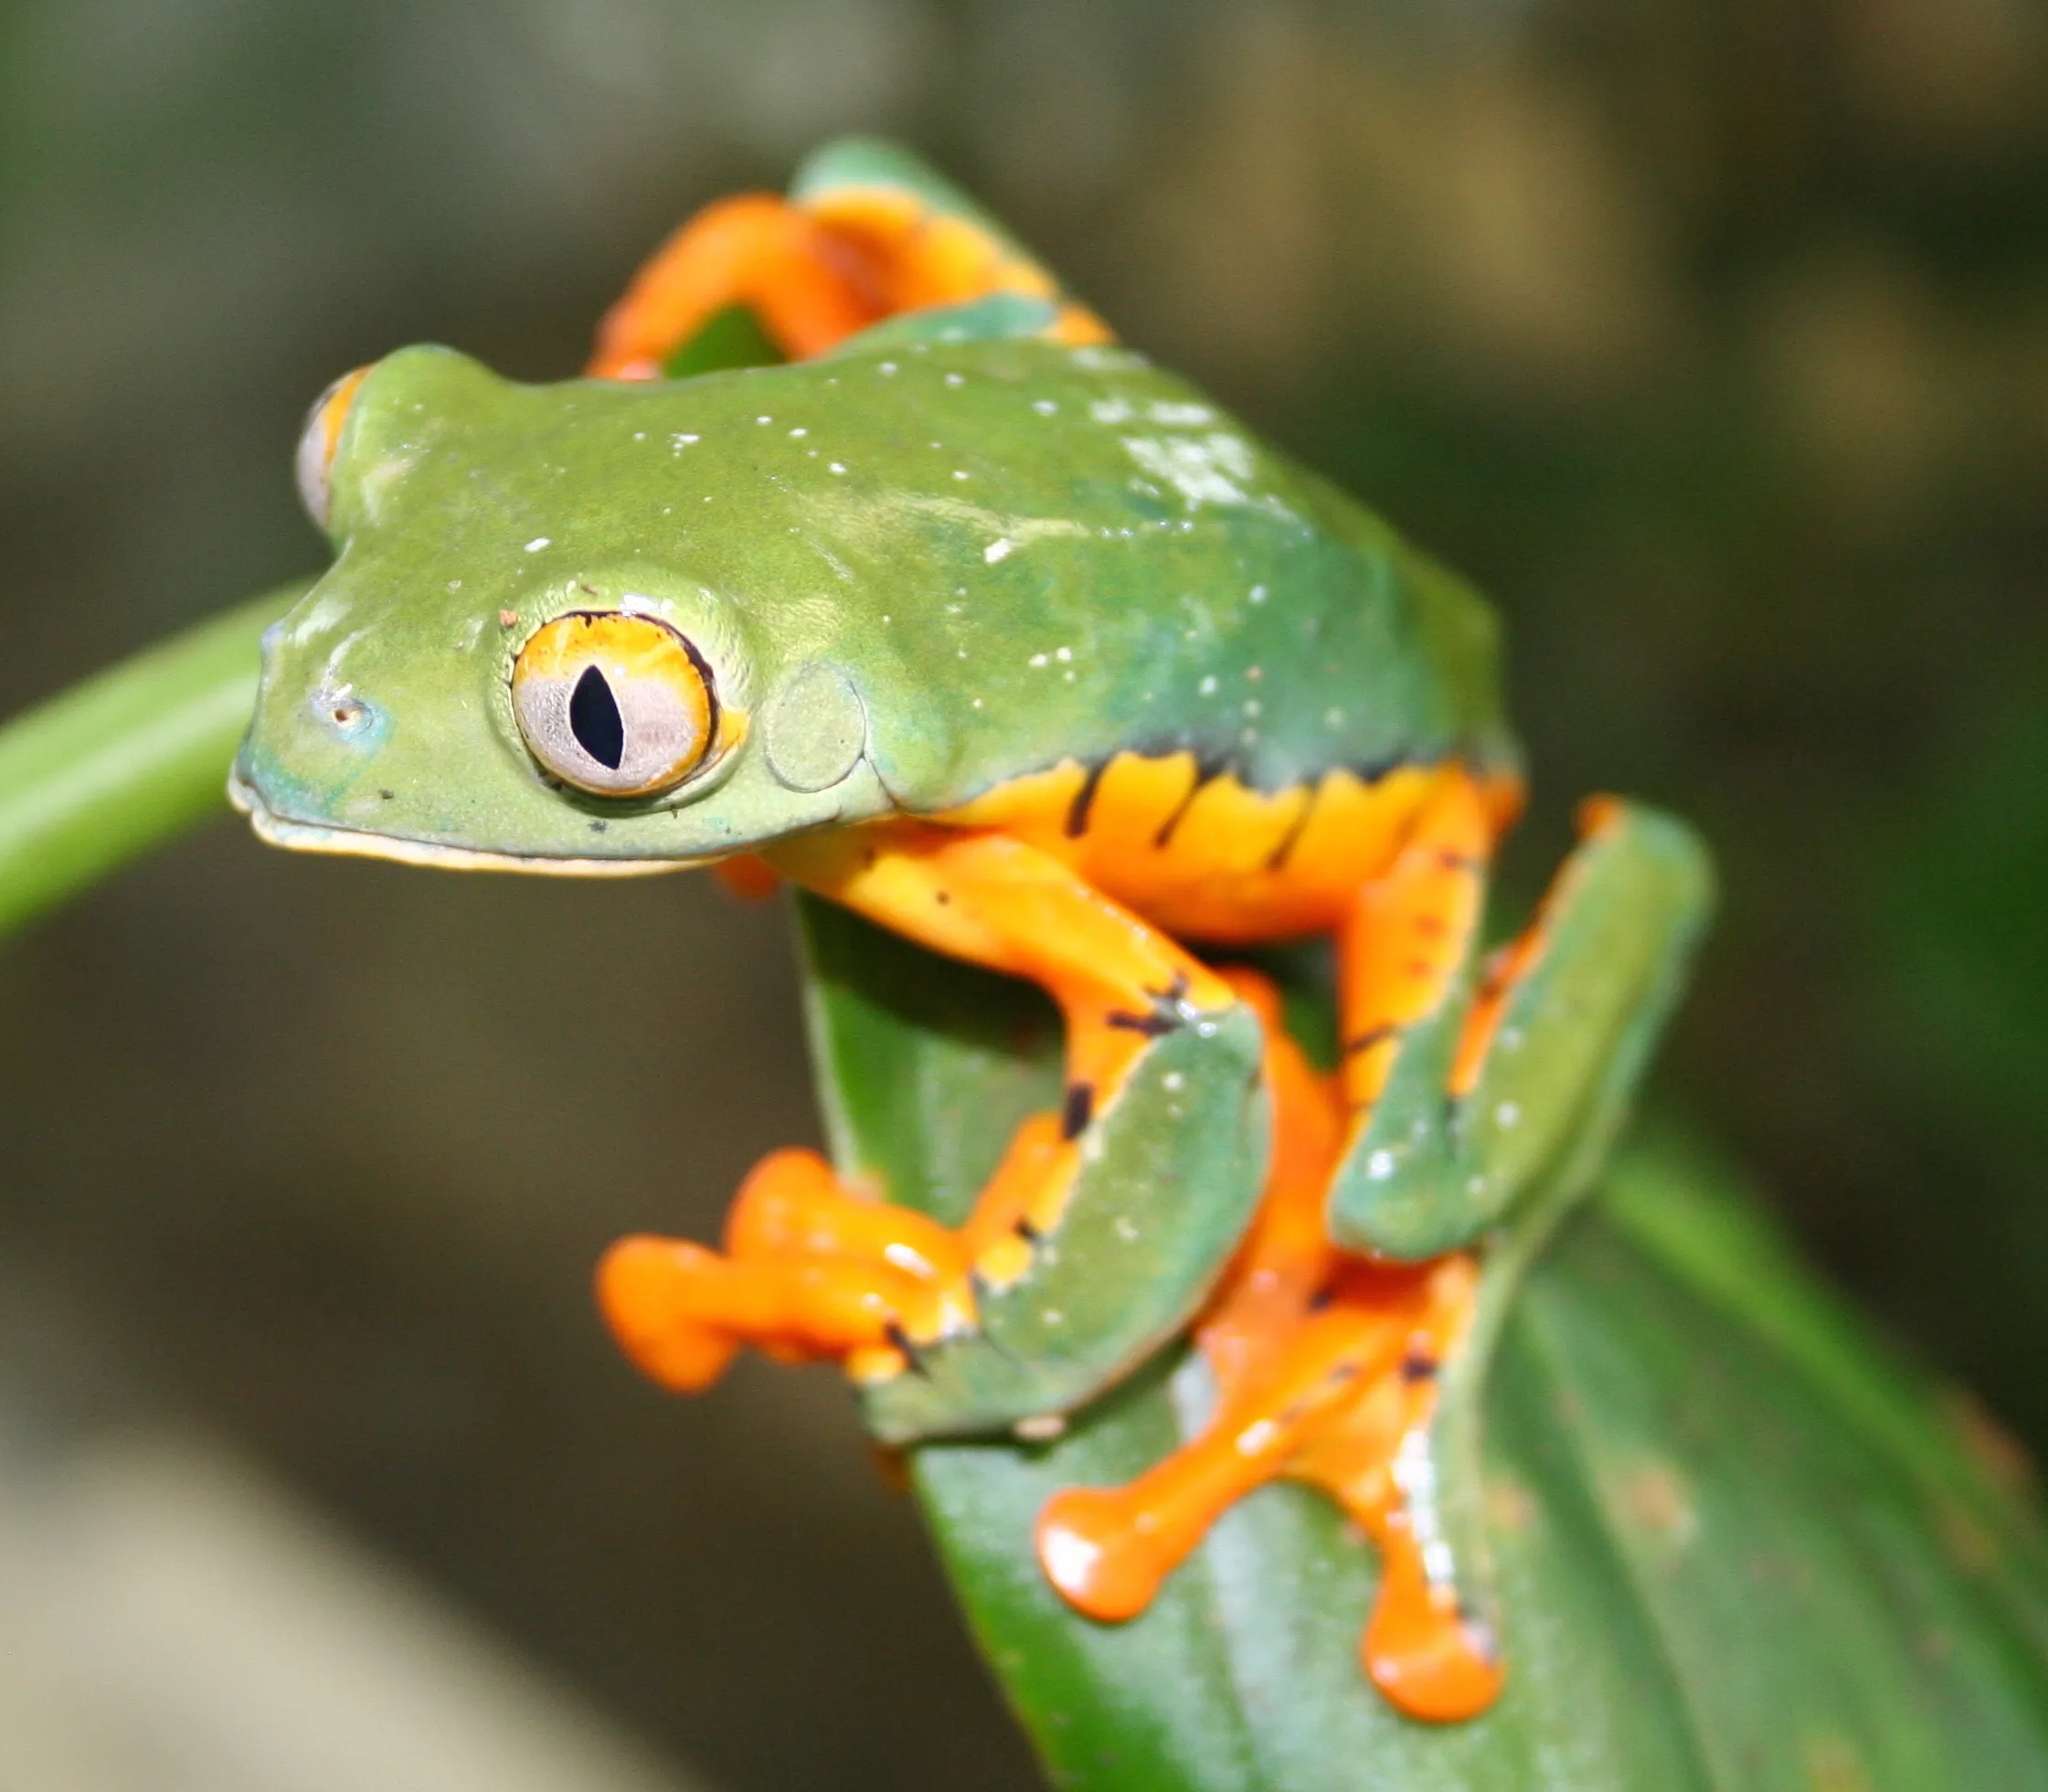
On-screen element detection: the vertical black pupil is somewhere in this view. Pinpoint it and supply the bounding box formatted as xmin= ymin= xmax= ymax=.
xmin=569 ymin=664 xmax=626 ymax=769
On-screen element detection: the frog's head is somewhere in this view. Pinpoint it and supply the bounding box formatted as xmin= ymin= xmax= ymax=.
xmin=233 ymin=345 xmax=889 ymax=874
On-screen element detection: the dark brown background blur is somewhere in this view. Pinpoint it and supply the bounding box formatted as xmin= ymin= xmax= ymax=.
xmin=3 ymin=3 xmax=2046 ymax=1787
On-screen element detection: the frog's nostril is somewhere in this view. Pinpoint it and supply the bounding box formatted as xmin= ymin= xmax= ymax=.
xmin=321 ymin=695 xmax=371 ymax=736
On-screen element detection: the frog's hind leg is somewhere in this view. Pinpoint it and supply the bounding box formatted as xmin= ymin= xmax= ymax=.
xmin=1330 ymin=786 xmax=1714 ymax=1261
xmin=589 ymin=140 xmax=1107 ymax=378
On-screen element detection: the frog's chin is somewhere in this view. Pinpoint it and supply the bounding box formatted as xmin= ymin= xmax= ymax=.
xmin=227 ymin=767 xmax=697 ymax=878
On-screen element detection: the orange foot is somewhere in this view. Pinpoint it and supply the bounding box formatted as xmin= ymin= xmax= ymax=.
xmin=599 ymin=1146 xmax=978 ymax=1392
xmin=1035 ymin=968 xmax=1504 ymax=1723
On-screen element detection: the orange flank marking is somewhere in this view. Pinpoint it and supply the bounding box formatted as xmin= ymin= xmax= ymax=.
xmin=1337 ymin=770 xmax=1494 ymax=1115
xmin=1035 ymin=967 xmax=1502 ymax=1723
xmin=936 ymin=753 xmax=1448 ymax=944
xmin=589 ymin=183 xmax=1110 ymax=382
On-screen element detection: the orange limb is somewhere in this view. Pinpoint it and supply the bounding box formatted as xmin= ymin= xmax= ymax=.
xmin=1337 ymin=769 xmax=1496 ymax=1119
xmin=1035 ymin=966 xmax=1503 ymax=1723
xmin=588 ymin=184 xmax=1111 ymax=380
xmin=1283 ymin=1257 xmax=1502 ymax=1721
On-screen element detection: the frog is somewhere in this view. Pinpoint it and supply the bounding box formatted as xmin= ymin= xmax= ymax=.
xmin=231 ymin=139 xmax=1713 ymax=1723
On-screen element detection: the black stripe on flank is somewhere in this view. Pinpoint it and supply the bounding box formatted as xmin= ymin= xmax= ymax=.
xmin=1152 ymin=755 xmax=1228 ymax=848
xmin=1065 ymin=759 xmax=1108 ymax=837
xmin=1264 ymin=780 xmax=1320 ymax=871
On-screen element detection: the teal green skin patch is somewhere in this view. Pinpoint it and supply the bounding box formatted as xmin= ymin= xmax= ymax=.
xmin=232 ymin=334 xmax=1515 ymax=872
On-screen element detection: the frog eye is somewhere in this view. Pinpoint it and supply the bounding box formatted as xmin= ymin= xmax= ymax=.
xmin=512 ymin=611 xmax=716 ymax=798
xmin=294 ymin=366 xmax=371 ymax=530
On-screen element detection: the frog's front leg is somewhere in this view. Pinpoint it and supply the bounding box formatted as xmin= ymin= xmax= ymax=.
xmin=601 ymin=822 xmax=1269 ymax=1444
xmin=1332 ymin=778 xmax=1714 ymax=1261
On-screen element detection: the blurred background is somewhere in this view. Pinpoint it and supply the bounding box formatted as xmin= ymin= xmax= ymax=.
xmin=2 ymin=0 xmax=2046 ymax=1787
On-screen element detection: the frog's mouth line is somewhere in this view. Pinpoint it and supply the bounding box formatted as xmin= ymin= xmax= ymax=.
xmin=227 ymin=766 xmax=695 ymax=878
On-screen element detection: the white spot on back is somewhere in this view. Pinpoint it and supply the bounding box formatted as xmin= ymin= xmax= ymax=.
xmin=1120 ymin=432 xmax=1273 ymax=512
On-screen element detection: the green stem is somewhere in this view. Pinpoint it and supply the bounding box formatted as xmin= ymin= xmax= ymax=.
xmin=0 ymin=582 xmax=309 ymax=939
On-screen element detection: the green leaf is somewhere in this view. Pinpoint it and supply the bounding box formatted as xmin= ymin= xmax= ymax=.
xmin=660 ymin=303 xmax=786 ymax=379
xmin=0 ymin=585 xmax=306 ymax=938
xmin=797 ymin=894 xmax=2048 ymax=1791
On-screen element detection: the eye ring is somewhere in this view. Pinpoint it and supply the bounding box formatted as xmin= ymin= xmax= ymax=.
xmin=295 ymin=366 xmax=370 ymax=530
xmin=511 ymin=610 xmax=717 ymax=799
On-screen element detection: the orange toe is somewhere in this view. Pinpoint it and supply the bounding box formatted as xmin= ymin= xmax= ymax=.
xmin=597 ymin=1235 xmax=743 ymax=1393
xmin=1036 ymin=1484 xmax=1178 ymax=1622
xmin=1363 ymin=1543 xmax=1504 ymax=1723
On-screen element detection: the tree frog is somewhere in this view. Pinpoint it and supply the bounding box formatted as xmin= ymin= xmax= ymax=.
xmin=232 ymin=140 xmax=1712 ymax=1723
